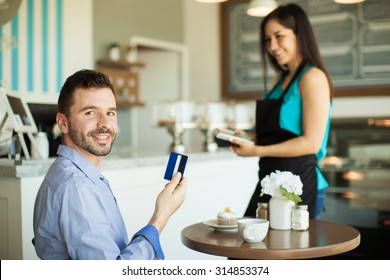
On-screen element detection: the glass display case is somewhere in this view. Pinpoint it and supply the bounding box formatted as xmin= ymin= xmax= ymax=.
xmin=318 ymin=117 xmax=390 ymax=259
xmin=152 ymin=100 xmax=256 ymax=153
xmin=153 ymin=100 xmax=197 ymax=153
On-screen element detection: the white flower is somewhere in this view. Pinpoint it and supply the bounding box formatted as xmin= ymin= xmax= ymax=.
xmin=260 ymin=170 xmax=303 ymax=204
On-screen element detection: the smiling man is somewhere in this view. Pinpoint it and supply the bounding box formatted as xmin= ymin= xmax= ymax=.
xmin=33 ymin=69 xmax=187 ymax=260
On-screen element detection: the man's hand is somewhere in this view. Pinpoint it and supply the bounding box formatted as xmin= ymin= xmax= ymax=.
xmin=148 ymin=172 xmax=187 ymax=233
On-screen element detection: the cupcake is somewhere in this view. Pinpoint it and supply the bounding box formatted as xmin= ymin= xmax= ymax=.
xmin=217 ymin=207 xmax=237 ymax=226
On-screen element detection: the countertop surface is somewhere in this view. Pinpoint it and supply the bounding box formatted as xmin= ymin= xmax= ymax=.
xmin=0 ymin=148 xmax=238 ymax=178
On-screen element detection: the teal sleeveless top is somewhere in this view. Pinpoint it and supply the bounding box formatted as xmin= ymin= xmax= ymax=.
xmin=263 ymin=65 xmax=332 ymax=190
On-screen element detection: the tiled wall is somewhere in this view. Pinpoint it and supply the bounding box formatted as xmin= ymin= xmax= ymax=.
xmin=0 ymin=0 xmax=93 ymax=104
xmin=1 ymin=0 xmax=63 ymax=100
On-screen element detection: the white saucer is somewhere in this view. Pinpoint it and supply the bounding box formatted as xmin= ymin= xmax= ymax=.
xmin=203 ymin=219 xmax=238 ymax=232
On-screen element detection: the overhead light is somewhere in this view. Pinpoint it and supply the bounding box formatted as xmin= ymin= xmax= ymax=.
xmin=334 ymin=0 xmax=365 ymax=3
xmin=195 ymin=0 xmax=228 ymax=3
xmin=342 ymin=171 xmax=365 ymax=181
xmin=368 ymin=119 xmax=390 ymax=127
xmin=322 ymin=156 xmax=344 ymax=167
xmin=247 ymin=0 xmax=277 ymax=17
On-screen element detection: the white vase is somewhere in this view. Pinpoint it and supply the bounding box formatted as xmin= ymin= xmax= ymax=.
xmin=269 ymin=196 xmax=295 ymax=230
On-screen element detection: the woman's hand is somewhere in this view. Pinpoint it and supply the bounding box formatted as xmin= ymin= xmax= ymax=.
xmin=229 ymin=139 xmax=258 ymax=157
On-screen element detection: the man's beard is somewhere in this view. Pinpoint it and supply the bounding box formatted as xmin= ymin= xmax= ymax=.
xmin=68 ymin=126 xmax=116 ymax=156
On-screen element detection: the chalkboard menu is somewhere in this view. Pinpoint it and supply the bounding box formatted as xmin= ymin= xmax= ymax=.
xmin=221 ymin=0 xmax=390 ymax=99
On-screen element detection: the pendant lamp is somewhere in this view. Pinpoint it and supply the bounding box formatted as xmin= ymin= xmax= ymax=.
xmin=334 ymin=0 xmax=365 ymax=3
xmin=195 ymin=0 xmax=228 ymax=3
xmin=247 ymin=0 xmax=278 ymax=17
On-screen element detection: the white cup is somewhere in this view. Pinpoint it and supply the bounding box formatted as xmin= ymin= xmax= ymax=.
xmin=238 ymin=218 xmax=269 ymax=242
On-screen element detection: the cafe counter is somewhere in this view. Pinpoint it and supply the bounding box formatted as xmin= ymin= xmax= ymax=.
xmin=0 ymin=150 xmax=259 ymax=260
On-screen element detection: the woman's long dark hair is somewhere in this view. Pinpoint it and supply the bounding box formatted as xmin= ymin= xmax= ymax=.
xmin=259 ymin=3 xmax=333 ymax=99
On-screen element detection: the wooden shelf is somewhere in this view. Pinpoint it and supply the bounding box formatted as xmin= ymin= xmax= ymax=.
xmin=116 ymin=100 xmax=144 ymax=108
xmin=96 ymin=59 xmax=145 ymax=108
xmin=96 ymin=59 xmax=144 ymax=70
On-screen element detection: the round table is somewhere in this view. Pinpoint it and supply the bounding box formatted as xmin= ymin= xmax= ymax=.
xmin=181 ymin=219 xmax=360 ymax=259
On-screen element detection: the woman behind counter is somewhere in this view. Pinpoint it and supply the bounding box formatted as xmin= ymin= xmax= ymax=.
xmin=230 ymin=3 xmax=332 ymax=219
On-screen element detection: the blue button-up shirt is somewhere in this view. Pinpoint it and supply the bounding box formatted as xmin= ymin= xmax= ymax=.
xmin=33 ymin=145 xmax=164 ymax=260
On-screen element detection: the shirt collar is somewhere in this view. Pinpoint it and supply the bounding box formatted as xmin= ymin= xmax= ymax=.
xmin=56 ymin=144 xmax=103 ymax=186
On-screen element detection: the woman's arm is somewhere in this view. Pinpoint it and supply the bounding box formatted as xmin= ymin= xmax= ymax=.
xmin=231 ymin=67 xmax=330 ymax=158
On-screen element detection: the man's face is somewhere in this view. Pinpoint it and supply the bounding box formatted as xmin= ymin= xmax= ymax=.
xmin=59 ymin=87 xmax=118 ymax=160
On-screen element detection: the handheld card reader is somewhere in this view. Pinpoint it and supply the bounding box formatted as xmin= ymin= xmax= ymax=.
xmin=215 ymin=130 xmax=254 ymax=146
xmin=164 ymin=152 xmax=188 ymax=181
xmin=216 ymin=133 xmax=255 ymax=145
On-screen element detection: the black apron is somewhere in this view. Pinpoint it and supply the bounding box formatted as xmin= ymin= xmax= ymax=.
xmin=244 ymin=64 xmax=318 ymax=218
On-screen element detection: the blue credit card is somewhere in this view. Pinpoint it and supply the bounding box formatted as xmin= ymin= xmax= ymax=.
xmin=164 ymin=152 xmax=188 ymax=180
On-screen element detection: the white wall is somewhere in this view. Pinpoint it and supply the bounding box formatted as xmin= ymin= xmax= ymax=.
xmin=62 ymin=0 xmax=93 ymax=81
xmin=185 ymin=0 xmax=221 ymax=102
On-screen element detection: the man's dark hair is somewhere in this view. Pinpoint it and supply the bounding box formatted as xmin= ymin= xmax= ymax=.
xmin=58 ymin=69 xmax=115 ymax=116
